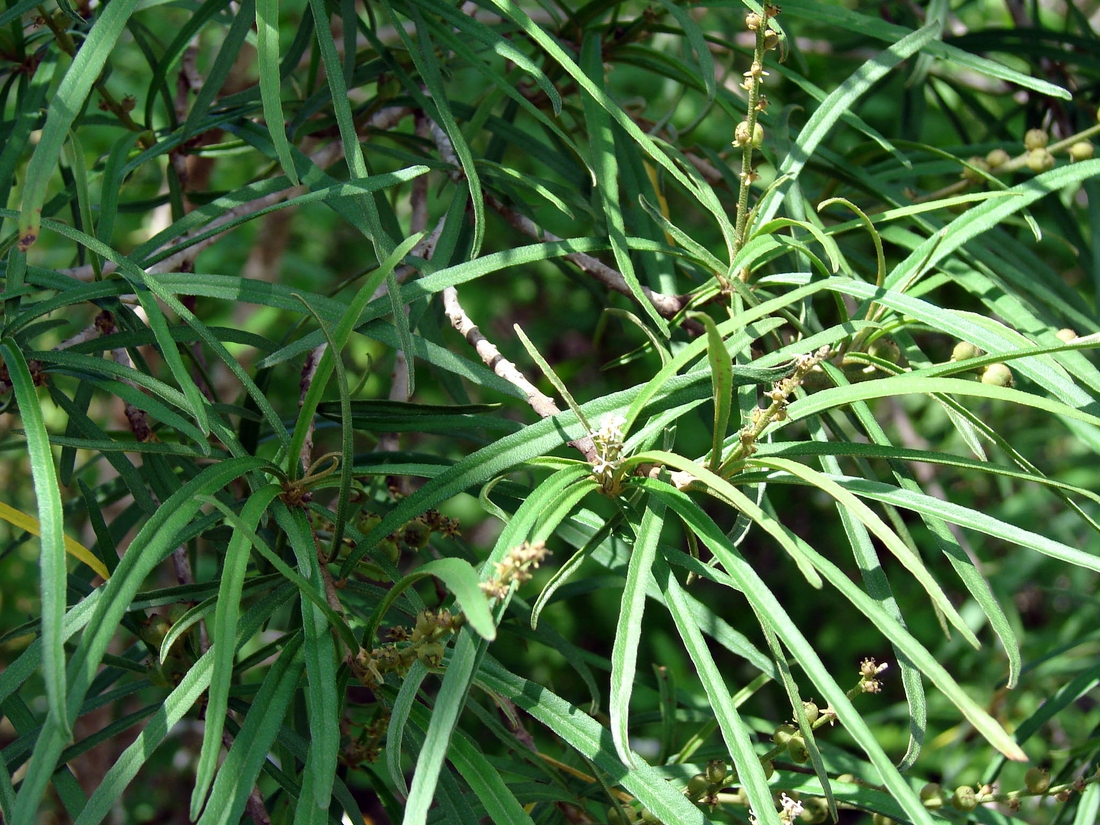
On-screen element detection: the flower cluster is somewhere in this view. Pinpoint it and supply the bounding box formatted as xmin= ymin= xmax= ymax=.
xmin=590 ymin=413 xmax=629 ymax=491
xmin=749 ymin=792 xmax=804 ymax=825
xmin=858 ymin=656 xmax=889 ymax=694
xmin=354 ymin=609 xmax=460 ymax=688
xmin=737 ymin=346 xmax=831 ymax=458
xmin=480 ymin=540 xmax=552 ymax=600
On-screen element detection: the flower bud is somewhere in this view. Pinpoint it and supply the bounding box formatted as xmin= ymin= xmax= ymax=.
xmin=951 ymin=341 xmax=981 ymax=362
xmin=746 ymin=12 xmax=763 ymax=29
xmin=1056 ymin=328 xmax=1078 ymax=342
xmin=981 ymin=363 xmax=1014 ymax=388
xmin=951 ymin=786 xmax=977 ymax=812
xmin=417 ymin=641 xmax=445 ymax=668
xmin=1069 ymin=141 xmax=1094 ymax=162
xmin=919 ymin=783 xmax=944 ymax=809
xmin=639 ymin=808 xmax=661 ymax=824
xmin=1025 ymin=766 xmax=1050 ymax=793
xmin=1024 ymin=128 xmax=1049 ymax=150
xmin=986 ymin=148 xmax=1011 ymax=168
xmin=1027 ymin=148 xmax=1055 ymax=173
xmin=872 ymin=815 xmax=896 ymax=825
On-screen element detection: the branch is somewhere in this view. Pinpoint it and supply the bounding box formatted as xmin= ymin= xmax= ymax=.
xmin=441 ymin=285 xmax=597 ymax=463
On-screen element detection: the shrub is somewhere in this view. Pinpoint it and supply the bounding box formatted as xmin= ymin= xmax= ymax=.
xmin=0 ymin=1 xmax=1098 ymax=823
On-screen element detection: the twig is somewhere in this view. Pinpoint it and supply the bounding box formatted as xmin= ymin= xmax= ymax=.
xmin=298 ymin=343 xmax=326 ymax=472
xmin=442 ymin=285 xmax=598 ymax=463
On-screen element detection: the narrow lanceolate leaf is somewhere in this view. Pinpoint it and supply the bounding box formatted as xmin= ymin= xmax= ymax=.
xmin=637 ymin=475 xmax=1028 ymax=764
xmin=580 ymin=33 xmax=668 ymax=335
xmin=610 ymin=495 xmax=666 ymax=767
xmin=18 ymin=0 xmax=141 ymax=250
xmin=10 ymin=457 xmax=272 ymax=823
xmin=695 ymin=313 xmax=733 ymax=472
xmin=0 ymin=341 xmax=69 ymax=739
xmin=195 ymin=635 xmax=306 ymax=825
xmin=256 ymin=0 xmax=299 ymax=185
xmin=751 ymin=456 xmax=980 ymax=648
xmin=190 ymin=484 xmax=283 ymax=819
xmin=276 ymin=504 xmax=340 ymax=809
xmin=654 ymin=555 xmax=782 ymax=825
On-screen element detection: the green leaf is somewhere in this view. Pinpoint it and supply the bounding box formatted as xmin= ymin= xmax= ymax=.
xmin=190 ymin=484 xmax=283 ymax=818
xmin=195 ymin=636 xmax=305 ymax=825
xmin=610 ymin=495 xmax=665 ymax=767
xmin=695 ymin=313 xmax=734 ymax=472
xmin=0 ymin=340 xmax=70 ymax=734
xmin=17 ymin=0 xmax=141 ymax=250
xmin=256 ymin=0 xmax=299 ymax=186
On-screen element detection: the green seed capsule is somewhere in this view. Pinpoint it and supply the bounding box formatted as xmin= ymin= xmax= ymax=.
xmin=1025 ymin=766 xmax=1051 ymax=793
xmin=1024 ymin=128 xmax=1049 ymax=150
xmin=686 ymin=774 xmax=709 ymax=797
xmin=801 ymin=700 xmax=820 ymax=724
xmin=919 ymin=783 xmax=944 ymax=810
xmin=961 ymin=156 xmax=990 ymax=182
xmin=951 ymin=341 xmax=981 ymax=362
xmin=867 ymin=338 xmax=900 ymax=364
xmin=1069 ymin=141 xmax=1094 ymax=162
xmin=951 ymin=786 xmax=978 ymax=812
xmin=787 ymin=735 xmax=810 ymax=764
xmin=1027 ymin=148 xmax=1055 ymax=173
xmin=981 ymin=363 xmax=1014 ymax=388
xmin=705 ymin=759 xmax=728 ymax=786
xmin=772 ymin=723 xmax=797 ymax=746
